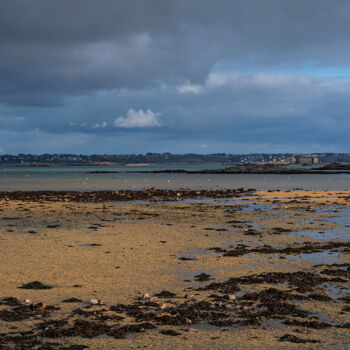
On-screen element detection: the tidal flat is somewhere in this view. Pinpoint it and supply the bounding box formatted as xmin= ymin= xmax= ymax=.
xmin=0 ymin=190 xmax=349 ymax=349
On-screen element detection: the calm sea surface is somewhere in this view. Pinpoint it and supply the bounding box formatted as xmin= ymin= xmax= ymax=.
xmin=0 ymin=165 xmax=349 ymax=191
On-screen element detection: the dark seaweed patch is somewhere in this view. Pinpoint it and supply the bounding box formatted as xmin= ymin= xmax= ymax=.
xmin=160 ymin=329 xmax=181 ymax=336
xmin=154 ymin=291 xmax=177 ymax=298
xmin=18 ymin=281 xmax=53 ymax=290
xmin=279 ymin=334 xmax=319 ymax=343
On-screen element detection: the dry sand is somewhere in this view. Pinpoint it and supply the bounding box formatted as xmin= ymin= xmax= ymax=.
xmin=0 ymin=190 xmax=349 ymax=349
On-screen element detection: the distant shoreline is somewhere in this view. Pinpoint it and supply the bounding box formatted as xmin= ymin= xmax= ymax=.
xmin=0 ymin=162 xmax=225 ymax=167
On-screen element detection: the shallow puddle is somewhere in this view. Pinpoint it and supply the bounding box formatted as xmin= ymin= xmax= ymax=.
xmin=261 ymin=319 xmax=287 ymax=331
xmin=291 ymin=227 xmax=348 ymax=240
xmin=319 ymin=282 xmax=350 ymax=300
xmin=287 ymin=250 xmax=344 ymax=264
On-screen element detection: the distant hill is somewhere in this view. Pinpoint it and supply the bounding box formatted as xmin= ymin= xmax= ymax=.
xmin=0 ymin=153 xmax=350 ymax=166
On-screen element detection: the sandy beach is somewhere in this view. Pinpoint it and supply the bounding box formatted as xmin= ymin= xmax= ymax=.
xmin=0 ymin=190 xmax=349 ymax=349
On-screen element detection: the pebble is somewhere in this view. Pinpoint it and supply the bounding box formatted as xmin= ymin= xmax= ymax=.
xmin=160 ymin=303 xmax=167 ymax=310
xmin=185 ymin=294 xmax=196 ymax=300
xmin=187 ymin=328 xmax=199 ymax=332
xmin=142 ymin=293 xmax=151 ymax=300
xmin=228 ymin=294 xmax=236 ymax=301
xmin=90 ymin=299 xmax=101 ymax=305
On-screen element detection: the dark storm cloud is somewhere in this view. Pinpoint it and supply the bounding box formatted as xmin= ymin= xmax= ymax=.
xmin=1 ymin=0 xmax=350 ymax=105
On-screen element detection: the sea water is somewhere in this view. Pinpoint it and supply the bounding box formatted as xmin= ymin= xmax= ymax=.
xmin=0 ymin=165 xmax=350 ymax=191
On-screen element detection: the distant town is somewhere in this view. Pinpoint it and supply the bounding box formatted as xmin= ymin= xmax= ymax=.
xmin=0 ymin=153 xmax=349 ymax=166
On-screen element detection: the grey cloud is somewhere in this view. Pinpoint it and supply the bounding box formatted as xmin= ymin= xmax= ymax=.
xmin=1 ymin=0 xmax=350 ymax=153
xmin=1 ymin=0 xmax=350 ymax=106
xmin=1 ymin=72 xmax=349 ymax=149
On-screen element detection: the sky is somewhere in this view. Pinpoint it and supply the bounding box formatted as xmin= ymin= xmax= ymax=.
xmin=1 ymin=0 xmax=350 ymax=155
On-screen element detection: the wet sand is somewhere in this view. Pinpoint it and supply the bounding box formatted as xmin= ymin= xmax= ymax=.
xmin=0 ymin=190 xmax=349 ymax=349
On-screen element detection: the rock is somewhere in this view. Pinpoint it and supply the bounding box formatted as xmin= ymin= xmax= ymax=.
xmin=160 ymin=329 xmax=181 ymax=336
xmin=194 ymin=273 xmax=212 ymax=282
xmin=142 ymin=293 xmax=151 ymax=300
xmin=279 ymin=334 xmax=319 ymax=344
xmin=154 ymin=290 xmax=176 ymax=298
xmin=90 ymin=299 xmax=101 ymax=305
xmin=185 ymin=294 xmax=196 ymax=300
xmin=179 ymin=256 xmax=196 ymax=261
xmin=187 ymin=328 xmax=199 ymax=332
xmin=228 ymin=294 xmax=236 ymax=301
xmin=160 ymin=303 xmax=167 ymax=310
xmin=186 ymin=318 xmax=192 ymax=325
xmin=62 ymin=297 xmax=82 ymax=303
xmin=30 ymin=302 xmax=46 ymax=311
